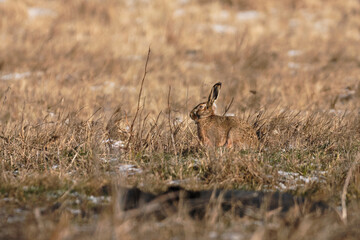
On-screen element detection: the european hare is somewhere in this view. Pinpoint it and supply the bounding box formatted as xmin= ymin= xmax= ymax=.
xmin=190 ymin=82 xmax=258 ymax=148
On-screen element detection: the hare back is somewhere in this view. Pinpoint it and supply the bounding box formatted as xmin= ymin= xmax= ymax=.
xmin=196 ymin=115 xmax=258 ymax=148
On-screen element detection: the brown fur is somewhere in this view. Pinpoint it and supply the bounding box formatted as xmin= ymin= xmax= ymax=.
xmin=190 ymin=83 xmax=259 ymax=149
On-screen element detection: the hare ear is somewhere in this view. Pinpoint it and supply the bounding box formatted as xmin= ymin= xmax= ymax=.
xmin=207 ymin=82 xmax=222 ymax=107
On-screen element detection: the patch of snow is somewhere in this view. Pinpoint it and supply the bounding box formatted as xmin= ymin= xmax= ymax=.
xmin=51 ymin=165 xmax=59 ymax=170
xmin=178 ymin=0 xmax=189 ymax=4
xmin=272 ymin=129 xmax=280 ymax=135
xmin=276 ymin=170 xmax=326 ymax=190
xmin=287 ymin=50 xmax=302 ymax=57
xmin=339 ymin=90 xmax=356 ymax=102
xmin=0 ymin=71 xmax=43 ymax=81
xmin=288 ymin=62 xmax=300 ymax=69
xmin=167 ymin=178 xmax=194 ymax=186
xmin=328 ymin=109 xmax=346 ymax=115
xmin=288 ymin=19 xmax=299 ymax=28
xmin=174 ymin=116 xmax=183 ymax=124
xmin=101 ymin=157 xmax=118 ymax=163
xmin=112 ymin=140 xmax=125 ymax=148
xmin=299 ymin=175 xmax=321 ymax=184
xmin=314 ymin=19 xmax=332 ymax=34
xmin=225 ymin=113 xmax=235 ymax=117
xmin=173 ymin=9 xmax=185 ymax=17
xmin=102 ymin=139 xmax=125 ymax=149
xmin=336 ymin=205 xmax=342 ymax=212
xmin=209 ymin=231 xmax=218 ymax=239
xmin=118 ymin=164 xmax=143 ymax=175
xmin=183 ymin=61 xmax=214 ymax=70
xmin=277 ymin=182 xmax=288 ymax=190
xmin=120 ymin=86 xmax=137 ymax=93
xmin=28 ymin=7 xmax=56 ymax=18
xmin=1 ymin=72 xmax=31 ymax=80
xmin=125 ymin=55 xmax=143 ymax=61
xmin=167 ymin=180 xmax=183 ymax=186
xmin=105 ymin=81 xmax=116 ymax=88
xmin=90 ymin=81 xmax=118 ymax=92
xmin=236 ymin=11 xmax=262 ymax=21
xmin=90 ymin=86 xmax=101 ymax=91
xmin=300 ymin=10 xmax=314 ymax=21
xmin=211 ymin=24 xmax=236 ymax=34
xmin=67 ymin=171 xmax=77 ymax=177
xmin=2 ymin=197 xmax=15 ymax=202
xmin=67 ymin=208 xmax=81 ymax=215
xmin=213 ymin=10 xmax=230 ymax=20
xmin=288 ymin=144 xmax=296 ymax=149
xmin=7 ymin=215 xmax=26 ymax=224
xmin=287 ymin=62 xmax=315 ymax=71
xmin=87 ymin=195 xmax=111 ymax=204
xmin=221 ymin=232 xmax=244 ymax=240
xmin=14 ymin=208 xmax=24 ymax=214
xmin=46 ymin=190 xmax=64 ymax=200
xmin=278 ymin=170 xmax=299 ymax=177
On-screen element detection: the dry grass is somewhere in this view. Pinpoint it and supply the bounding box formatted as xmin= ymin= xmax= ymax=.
xmin=1 ymin=0 xmax=360 ymax=239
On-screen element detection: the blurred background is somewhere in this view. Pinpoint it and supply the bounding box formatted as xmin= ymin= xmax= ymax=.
xmin=2 ymin=0 xmax=360 ymax=122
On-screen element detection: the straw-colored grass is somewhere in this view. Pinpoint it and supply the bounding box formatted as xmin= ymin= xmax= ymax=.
xmin=1 ymin=0 xmax=360 ymax=239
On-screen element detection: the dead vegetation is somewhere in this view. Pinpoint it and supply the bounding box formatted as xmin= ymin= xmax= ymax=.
xmin=1 ymin=0 xmax=360 ymax=239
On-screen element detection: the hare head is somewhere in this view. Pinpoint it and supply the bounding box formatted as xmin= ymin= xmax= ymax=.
xmin=190 ymin=82 xmax=221 ymax=121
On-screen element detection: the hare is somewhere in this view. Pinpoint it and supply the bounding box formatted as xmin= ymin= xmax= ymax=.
xmin=190 ymin=82 xmax=258 ymax=149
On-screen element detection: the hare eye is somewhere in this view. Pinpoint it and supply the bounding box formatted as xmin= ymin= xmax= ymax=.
xmin=200 ymin=105 xmax=204 ymax=109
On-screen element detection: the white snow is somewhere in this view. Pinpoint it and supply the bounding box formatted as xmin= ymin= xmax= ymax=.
xmin=173 ymin=9 xmax=185 ymax=17
xmin=67 ymin=208 xmax=81 ymax=215
xmin=236 ymin=11 xmax=262 ymax=21
xmin=118 ymin=164 xmax=143 ymax=175
xmin=87 ymin=195 xmax=111 ymax=204
xmin=221 ymin=232 xmax=244 ymax=240
xmin=211 ymin=24 xmax=236 ymax=34
xmin=112 ymin=140 xmax=125 ymax=148
xmin=183 ymin=61 xmax=214 ymax=70
xmin=209 ymin=231 xmax=218 ymax=239
xmin=276 ymin=170 xmax=326 ymax=190
xmin=287 ymin=50 xmax=302 ymax=57
xmin=1 ymin=72 xmax=31 ymax=80
xmin=51 ymin=165 xmax=59 ymax=170
xmin=213 ymin=10 xmax=230 ymax=20
xmin=0 ymin=71 xmax=43 ymax=81
xmin=287 ymin=62 xmax=301 ymax=69
xmin=27 ymin=7 xmax=56 ymax=18
xmin=101 ymin=157 xmax=118 ymax=163
xmin=102 ymin=139 xmax=125 ymax=149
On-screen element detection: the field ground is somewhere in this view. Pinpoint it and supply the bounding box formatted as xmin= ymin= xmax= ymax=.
xmin=1 ymin=0 xmax=360 ymax=239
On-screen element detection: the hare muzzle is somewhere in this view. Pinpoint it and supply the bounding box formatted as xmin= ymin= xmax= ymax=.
xmin=189 ymin=110 xmax=198 ymax=121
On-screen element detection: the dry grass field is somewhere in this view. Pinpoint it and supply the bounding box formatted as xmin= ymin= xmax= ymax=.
xmin=1 ymin=0 xmax=360 ymax=239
